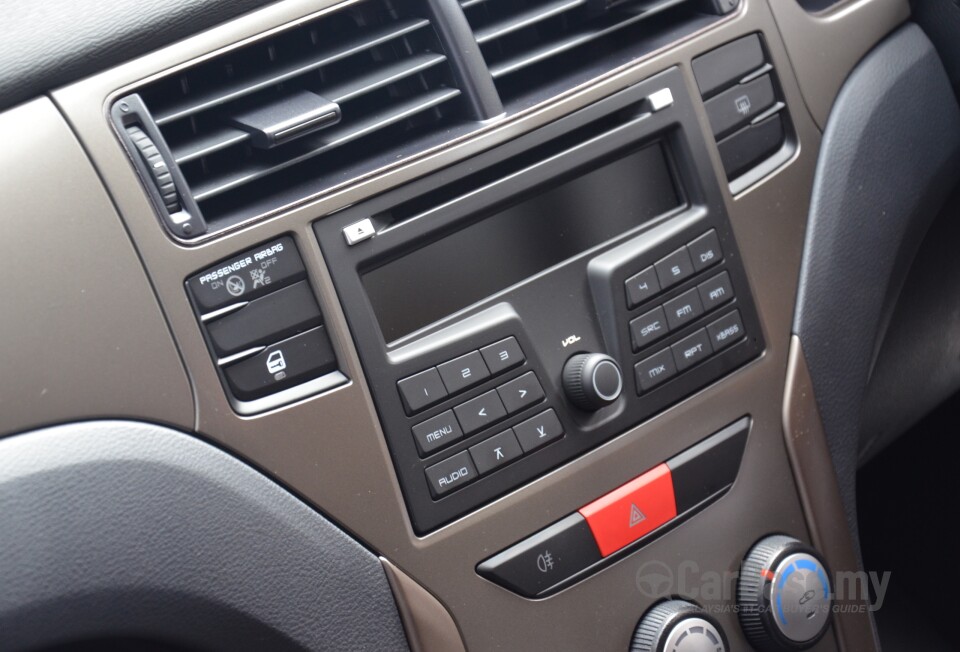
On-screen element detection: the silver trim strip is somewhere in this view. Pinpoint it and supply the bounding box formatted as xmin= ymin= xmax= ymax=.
xmin=231 ymin=371 xmax=350 ymax=415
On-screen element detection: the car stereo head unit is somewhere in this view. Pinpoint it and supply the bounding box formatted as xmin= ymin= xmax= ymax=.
xmin=315 ymin=67 xmax=765 ymax=534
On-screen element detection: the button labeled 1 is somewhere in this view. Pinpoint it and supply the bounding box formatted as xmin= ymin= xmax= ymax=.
xmin=397 ymin=368 xmax=447 ymax=414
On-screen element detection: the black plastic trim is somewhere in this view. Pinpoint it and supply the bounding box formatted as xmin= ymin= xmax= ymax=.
xmin=0 ymin=420 xmax=409 ymax=652
xmin=793 ymin=23 xmax=960 ymax=539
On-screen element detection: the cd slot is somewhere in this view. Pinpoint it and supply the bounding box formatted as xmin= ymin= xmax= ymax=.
xmin=371 ymin=96 xmax=665 ymax=232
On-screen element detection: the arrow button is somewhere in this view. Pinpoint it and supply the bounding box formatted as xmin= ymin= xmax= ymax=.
xmin=454 ymin=389 xmax=507 ymax=435
xmin=469 ymin=429 xmax=522 ymax=475
xmin=514 ymin=409 xmax=564 ymax=453
xmin=497 ymin=371 xmax=545 ymax=414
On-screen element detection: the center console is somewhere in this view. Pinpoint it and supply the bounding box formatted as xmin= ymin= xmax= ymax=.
xmin=315 ymin=68 xmax=767 ymax=532
xmin=46 ymin=0 xmax=898 ymax=647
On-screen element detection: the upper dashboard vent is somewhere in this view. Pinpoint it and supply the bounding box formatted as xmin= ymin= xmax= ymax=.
xmin=460 ymin=0 xmax=732 ymax=105
xmin=120 ymin=0 xmax=472 ymax=235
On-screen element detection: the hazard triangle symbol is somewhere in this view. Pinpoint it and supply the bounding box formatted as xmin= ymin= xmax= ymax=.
xmin=629 ymin=503 xmax=646 ymax=527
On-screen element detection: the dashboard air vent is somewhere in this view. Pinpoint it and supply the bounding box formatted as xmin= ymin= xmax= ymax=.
xmin=123 ymin=0 xmax=471 ymax=234
xmin=461 ymin=0 xmax=734 ymax=105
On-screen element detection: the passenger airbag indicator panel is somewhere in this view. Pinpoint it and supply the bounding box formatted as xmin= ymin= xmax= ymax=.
xmin=186 ymin=236 xmax=346 ymax=412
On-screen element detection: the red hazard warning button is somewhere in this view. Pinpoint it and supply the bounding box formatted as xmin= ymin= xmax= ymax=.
xmin=578 ymin=463 xmax=677 ymax=557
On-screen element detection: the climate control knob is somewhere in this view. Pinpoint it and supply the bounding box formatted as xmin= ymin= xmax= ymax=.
xmin=631 ymin=600 xmax=728 ymax=652
xmin=738 ymin=535 xmax=832 ymax=651
xmin=562 ymin=353 xmax=623 ymax=410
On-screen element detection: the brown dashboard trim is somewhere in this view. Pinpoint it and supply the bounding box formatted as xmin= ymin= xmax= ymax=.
xmin=43 ymin=0 xmax=907 ymax=648
xmin=783 ymin=337 xmax=880 ymax=652
xmin=382 ymin=557 xmax=466 ymax=652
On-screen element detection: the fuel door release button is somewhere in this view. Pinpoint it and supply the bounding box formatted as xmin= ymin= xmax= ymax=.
xmin=477 ymin=513 xmax=601 ymax=598
xmin=223 ymin=326 xmax=337 ymax=401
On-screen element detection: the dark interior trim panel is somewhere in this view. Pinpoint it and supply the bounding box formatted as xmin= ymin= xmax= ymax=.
xmin=793 ymin=23 xmax=960 ymax=539
xmin=0 ymin=420 xmax=409 ymax=652
xmin=0 ymin=0 xmax=278 ymax=111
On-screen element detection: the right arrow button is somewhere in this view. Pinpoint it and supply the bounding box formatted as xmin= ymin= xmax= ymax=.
xmin=497 ymin=371 xmax=545 ymax=414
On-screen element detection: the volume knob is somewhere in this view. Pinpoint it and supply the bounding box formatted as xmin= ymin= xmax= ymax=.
xmin=562 ymin=353 xmax=623 ymax=411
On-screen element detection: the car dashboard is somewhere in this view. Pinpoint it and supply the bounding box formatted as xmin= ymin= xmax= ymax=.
xmin=1 ymin=0 xmax=959 ymax=650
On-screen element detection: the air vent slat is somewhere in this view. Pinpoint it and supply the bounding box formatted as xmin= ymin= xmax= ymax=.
xmin=125 ymin=0 xmax=476 ymax=234
xmin=191 ymin=87 xmax=461 ymax=202
xmin=465 ymin=0 xmax=716 ymax=104
xmin=474 ymin=0 xmax=587 ymax=45
xmin=324 ymin=52 xmax=448 ymax=103
xmin=153 ymin=17 xmax=432 ymax=126
xmin=489 ymin=9 xmax=651 ymax=78
xmin=172 ymin=126 xmax=250 ymax=164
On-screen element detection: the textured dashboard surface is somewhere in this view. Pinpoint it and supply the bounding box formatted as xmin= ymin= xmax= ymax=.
xmin=0 ymin=97 xmax=195 ymax=436
xmin=0 ymin=0 xmax=276 ymax=109
xmin=0 ymin=420 xmax=409 ymax=652
xmin=794 ymin=23 xmax=960 ymax=540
